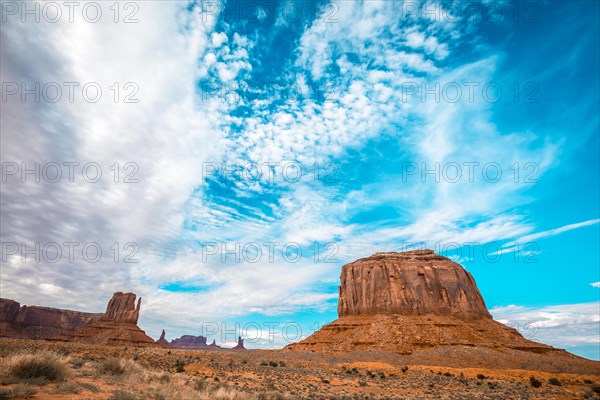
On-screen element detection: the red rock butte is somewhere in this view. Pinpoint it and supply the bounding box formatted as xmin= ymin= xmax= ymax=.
xmin=286 ymin=250 xmax=570 ymax=355
xmin=338 ymin=250 xmax=492 ymax=320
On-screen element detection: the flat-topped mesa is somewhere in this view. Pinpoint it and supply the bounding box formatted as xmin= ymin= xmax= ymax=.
xmin=338 ymin=249 xmax=492 ymax=320
xmin=102 ymin=292 xmax=140 ymax=324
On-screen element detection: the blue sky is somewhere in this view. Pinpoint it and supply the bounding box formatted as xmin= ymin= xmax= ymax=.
xmin=1 ymin=1 xmax=598 ymax=359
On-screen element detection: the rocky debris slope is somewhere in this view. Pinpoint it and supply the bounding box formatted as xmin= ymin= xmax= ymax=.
xmin=286 ymin=250 xmax=561 ymax=355
xmin=0 ymin=298 xmax=102 ymax=339
xmin=58 ymin=292 xmax=158 ymax=347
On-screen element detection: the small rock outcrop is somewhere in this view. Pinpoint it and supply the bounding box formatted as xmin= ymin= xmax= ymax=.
xmin=0 ymin=298 xmax=102 ymax=339
xmin=232 ymin=336 xmax=245 ymax=350
xmin=286 ymin=250 xmax=560 ymax=354
xmin=156 ymin=329 xmax=171 ymax=347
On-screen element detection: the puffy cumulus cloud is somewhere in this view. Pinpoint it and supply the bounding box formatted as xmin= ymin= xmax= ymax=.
xmin=0 ymin=2 xmax=221 ymax=309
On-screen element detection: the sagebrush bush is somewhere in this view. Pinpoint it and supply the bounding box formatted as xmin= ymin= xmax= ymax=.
xmin=110 ymin=390 xmax=137 ymax=400
xmin=7 ymin=351 xmax=68 ymax=382
xmin=7 ymin=383 xmax=38 ymax=398
xmin=529 ymin=376 xmax=542 ymax=388
xmin=548 ymin=377 xmax=561 ymax=386
xmin=97 ymin=358 xmax=125 ymax=376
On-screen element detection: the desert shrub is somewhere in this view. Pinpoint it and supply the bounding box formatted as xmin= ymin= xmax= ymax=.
xmin=548 ymin=377 xmax=561 ymax=386
xmin=156 ymin=373 xmax=171 ymax=384
xmin=358 ymin=380 xmax=367 ymax=387
xmin=279 ymin=361 xmax=286 ymax=367
xmin=5 ymin=383 xmax=37 ymax=398
xmin=0 ymin=344 xmax=18 ymax=358
xmin=401 ymin=366 xmax=408 ymax=373
xmin=175 ymin=360 xmax=185 ymax=373
xmin=477 ymin=374 xmax=486 ymax=380
xmin=80 ymin=382 xmax=100 ymax=393
xmin=70 ymin=357 xmax=86 ymax=369
xmin=7 ymin=351 xmax=68 ymax=382
xmin=529 ymin=376 xmax=542 ymax=388
xmin=110 ymin=390 xmax=137 ymax=400
xmin=56 ymin=381 xmax=81 ymax=394
xmin=97 ymin=358 xmax=125 ymax=376
xmin=443 ymin=372 xmax=452 ymax=377
xmin=259 ymin=361 xmax=268 ymax=366
xmin=583 ymin=379 xmax=593 ymax=384
xmin=591 ymin=383 xmax=600 ymax=394
xmin=487 ymin=381 xmax=499 ymax=389
xmin=268 ymin=361 xmax=278 ymax=368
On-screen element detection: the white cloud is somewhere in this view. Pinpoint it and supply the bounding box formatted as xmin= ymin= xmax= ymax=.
xmin=592 ymin=282 xmax=600 ymax=288
xmin=0 ymin=2 xmax=221 ymax=309
xmin=491 ymin=302 xmax=600 ymax=358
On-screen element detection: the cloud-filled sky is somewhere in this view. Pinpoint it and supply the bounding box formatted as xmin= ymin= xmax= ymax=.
xmin=1 ymin=1 xmax=598 ymax=358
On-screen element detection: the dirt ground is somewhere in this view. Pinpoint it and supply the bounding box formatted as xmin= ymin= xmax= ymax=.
xmin=0 ymin=338 xmax=598 ymax=400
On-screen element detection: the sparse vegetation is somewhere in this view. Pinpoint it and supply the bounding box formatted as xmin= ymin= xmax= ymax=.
xmin=529 ymin=376 xmax=542 ymax=388
xmin=0 ymin=339 xmax=595 ymax=400
xmin=548 ymin=377 xmax=561 ymax=386
xmin=6 ymin=351 xmax=68 ymax=382
xmin=110 ymin=390 xmax=137 ymax=400
xmin=0 ymin=384 xmax=38 ymax=399
xmin=97 ymin=358 xmax=125 ymax=376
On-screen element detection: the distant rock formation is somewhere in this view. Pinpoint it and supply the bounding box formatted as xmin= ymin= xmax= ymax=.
xmin=0 ymin=298 xmax=102 ymax=340
xmin=286 ymin=250 xmax=561 ymax=354
xmin=170 ymin=334 xmax=208 ymax=349
xmin=208 ymin=339 xmax=221 ymax=349
xmin=156 ymin=329 xmax=171 ymax=347
xmin=58 ymin=292 xmax=158 ymax=347
xmin=232 ymin=336 xmax=245 ymax=350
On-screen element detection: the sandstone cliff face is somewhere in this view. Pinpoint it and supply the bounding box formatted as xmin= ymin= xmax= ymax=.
xmin=0 ymin=298 xmax=102 ymax=339
xmin=102 ymin=292 xmax=140 ymax=324
xmin=338 ymin=250 xmax=491 ymax=320
xmin=287 ymin=250 xmax=560 ymax=355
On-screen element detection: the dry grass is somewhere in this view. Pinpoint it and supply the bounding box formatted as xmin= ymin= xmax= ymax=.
xmin=5 ymin=351 xmax=68 ymax=382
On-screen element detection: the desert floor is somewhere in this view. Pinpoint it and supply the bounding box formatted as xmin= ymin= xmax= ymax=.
xmin=0 ymin=338 xmax=598 ymax=400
